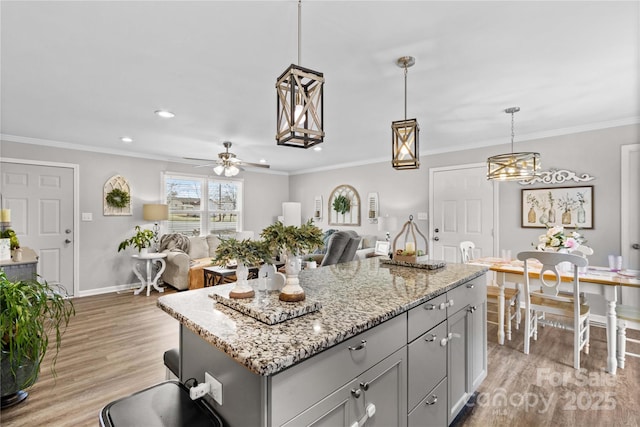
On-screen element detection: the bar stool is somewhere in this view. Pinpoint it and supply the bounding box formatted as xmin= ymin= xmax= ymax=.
xmin=99 ymin=381 xmax=222 ymax=427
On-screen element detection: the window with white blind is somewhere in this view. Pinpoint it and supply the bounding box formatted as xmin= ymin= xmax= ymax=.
xmin=163 ymin=173 xmax=243 ymax=237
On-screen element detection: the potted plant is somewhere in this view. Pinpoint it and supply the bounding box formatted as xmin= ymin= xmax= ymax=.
xmin=0 ymin=229 xmax=21 ymax=261
xmin=117 ymin=225 xmax=155 ymax=253
xmin=212 ymin=238 xmax=273 ymax=299
xmin=0 ymin=271 xmax=75 ymax=407
xmin=260 ymin=220 xmax=323 ymax=302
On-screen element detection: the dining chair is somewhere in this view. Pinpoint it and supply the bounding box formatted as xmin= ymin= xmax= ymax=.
xmin=460 ymin=241 xmax=520 ymax=341
xmin=517 ymin=250 xmax=590 ymax=370
xmin=616 ymin=304 xmax=640 ymax=369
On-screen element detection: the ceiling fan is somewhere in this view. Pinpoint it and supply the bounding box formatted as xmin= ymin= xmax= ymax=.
xmin=185 ymin=141 xmax=270 ymax=177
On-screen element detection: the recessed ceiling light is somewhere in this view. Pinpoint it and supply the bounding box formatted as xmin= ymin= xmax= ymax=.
xmin=120 ymin=136 xmax=133 ymax=143
xmin=154 ymin=110 xmax=175 ymax=119
xmin=313 ymin=146 xmax=322 ymax=151
xmin=259 ymin=159 xmax=267 ymax=164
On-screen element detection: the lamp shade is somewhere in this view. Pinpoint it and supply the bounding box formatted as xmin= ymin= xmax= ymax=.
xmin=143 ymin=204 xmax=168 ymax=221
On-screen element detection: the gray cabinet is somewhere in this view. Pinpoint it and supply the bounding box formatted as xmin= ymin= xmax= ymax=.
xmin=179 ymin=273 xmax=487 ymax=427
xmin=447 ymin=277 xmax=487 ymax=424
xmin=283 ymin=347 xmax=406 ymax=427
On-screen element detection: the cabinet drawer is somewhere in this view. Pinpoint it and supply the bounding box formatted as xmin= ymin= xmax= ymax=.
xmin=408 ymin=377 xmax=447 ymax=427
xmin=447 ymin=277 xmax=484 ymax=313
xmin=407 ymin=321 xmax=447 ymax=411
xmin=271 ymin=315 xmax=406 ymax=426
xmin=407 ymin=293 xmax=448 ymax=342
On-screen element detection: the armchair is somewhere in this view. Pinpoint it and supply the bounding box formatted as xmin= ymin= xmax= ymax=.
xmin=159 ymin=233 xmax=222 ymax=290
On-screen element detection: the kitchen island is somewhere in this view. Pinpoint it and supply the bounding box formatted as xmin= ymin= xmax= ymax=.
xmin=158 ymin=257 xmax=488 ymax=426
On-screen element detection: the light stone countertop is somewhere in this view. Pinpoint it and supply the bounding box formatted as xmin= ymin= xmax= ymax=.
xmin=157 ymin=257 xmax=487 ymax=376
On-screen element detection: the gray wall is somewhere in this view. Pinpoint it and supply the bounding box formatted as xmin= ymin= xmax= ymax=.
xmin=1 ymin=123 xmax=637 ymax=294
xmin=0 ymin=141 xmax=289 ymax=295
xmin=290 ymin=124 xmax=639 ymax=268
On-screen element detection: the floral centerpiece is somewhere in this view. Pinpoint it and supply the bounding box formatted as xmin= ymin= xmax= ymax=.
xmin=534 ymin=225 xmax=593 ymax=256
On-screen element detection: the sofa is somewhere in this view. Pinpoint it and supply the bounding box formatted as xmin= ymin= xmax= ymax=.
xmin=309 ymin=230 xmax=382 ymax=266
xmin=159 ymin=231 xmax=254 ymax=291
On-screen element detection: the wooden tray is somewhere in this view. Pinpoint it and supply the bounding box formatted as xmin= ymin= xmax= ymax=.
xmin=209 ymin=283 xmax=321 ymax=325
xmin=381 ymin=257 xmax=446 ymax=270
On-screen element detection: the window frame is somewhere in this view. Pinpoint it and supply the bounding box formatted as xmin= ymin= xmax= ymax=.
xmin=162 ymin=171 xmax=244 ymax=236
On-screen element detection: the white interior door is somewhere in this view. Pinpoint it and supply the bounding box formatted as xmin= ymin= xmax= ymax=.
xmin=429 ymin=164 xmax=496 ymax=263
xmin=1 ymin=160 xmax=76 ymax=296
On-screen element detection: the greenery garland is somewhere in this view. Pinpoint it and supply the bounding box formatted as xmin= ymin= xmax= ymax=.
xmin=332 ymin=194 xmax=351 ymax=215
xmin=106 ymin=188 xmax=130 ymax=208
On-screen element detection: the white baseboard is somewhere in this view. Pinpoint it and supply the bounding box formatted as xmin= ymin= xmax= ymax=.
xmin=76 ymin=283 xmax=139 ymax=297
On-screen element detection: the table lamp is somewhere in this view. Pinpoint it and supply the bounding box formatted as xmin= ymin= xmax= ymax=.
xmin=143 ymin=204 xmax=169 ymax=247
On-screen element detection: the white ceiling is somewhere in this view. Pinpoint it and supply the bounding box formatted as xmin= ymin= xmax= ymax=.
xmin=1 ymin=1 xmax=638 ymax=174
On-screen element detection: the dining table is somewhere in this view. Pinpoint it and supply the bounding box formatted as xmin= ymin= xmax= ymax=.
xmin=471 ymin=257 xmax=640 ymax=375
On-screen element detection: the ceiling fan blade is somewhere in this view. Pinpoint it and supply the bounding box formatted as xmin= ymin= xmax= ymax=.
xmin=241 ymin=162 xmax=270 ymax=169
xmin=184 ymin=157 xmax=217 ymax=162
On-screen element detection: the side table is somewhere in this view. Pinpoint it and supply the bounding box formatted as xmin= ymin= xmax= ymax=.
xmin=132 ymin=252 xmax=167 ymax=296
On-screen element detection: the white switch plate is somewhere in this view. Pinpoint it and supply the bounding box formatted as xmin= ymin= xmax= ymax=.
xmin=205 ymin=372 xmax=222 ymax=405
xmin=417 ymin=212 xmax=428 ymax=220
xmin=81 ymin=212 xmax=93 ymax=221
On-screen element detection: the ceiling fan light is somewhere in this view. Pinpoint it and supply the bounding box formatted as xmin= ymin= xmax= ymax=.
xmin=213 ymin=165 xmax=225 ymax=175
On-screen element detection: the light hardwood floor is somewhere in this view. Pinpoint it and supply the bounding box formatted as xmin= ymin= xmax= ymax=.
xmin=1 ymin=290 xmax=638 ymax=426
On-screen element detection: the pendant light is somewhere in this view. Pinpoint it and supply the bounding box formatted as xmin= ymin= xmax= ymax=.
xmin=276 ymin=0 xmax=324 ymax=148
xmin=391 ymin=56 xmax=420 ymax=170
xmin=487 ymin=107 xmax=540 ymax=181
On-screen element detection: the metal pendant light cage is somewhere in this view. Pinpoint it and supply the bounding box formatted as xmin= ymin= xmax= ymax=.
xmin=275 ymin=0 xmax=324 ymax=149
xmin=276 ymin=64 xmax=324 ymax=148
xmin=392 ymin=56 xmax=420 ymax=170
xmin=392 ymin=119 xmax=420 ymax=169
xmin=487 ymin=107 xmax=541 ymax=181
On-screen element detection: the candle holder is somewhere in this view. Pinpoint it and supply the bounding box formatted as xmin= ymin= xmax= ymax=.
xmin=391 ymin=215 xmax=428 ymax=264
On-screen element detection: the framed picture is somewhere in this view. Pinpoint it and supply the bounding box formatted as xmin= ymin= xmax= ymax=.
xmin=374 ymin=240 xmax=390 ymax=256
xmin=521 ymin=186 xmax=594 ymax=229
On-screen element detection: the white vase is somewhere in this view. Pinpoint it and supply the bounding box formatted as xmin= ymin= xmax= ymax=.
xmin=139 ymin=247 xmax=149 ymax=255
xmin=279 ymin=251 xmax=305 ymax=302
xmin=229 ymin=262 xmax=255 ymax=299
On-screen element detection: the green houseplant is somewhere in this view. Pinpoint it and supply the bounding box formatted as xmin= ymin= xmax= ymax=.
xmin=0 ymin=228 xmax=20 ymax=250
xmin=117 ymin=225 xmax=155 ymax=253
xmin=260 ymin=219 xmax=324 ymax=302
xmin=212 ymin=238 xmax=274 ymax=299
xmin=0 ymin=271 xmax=75 ymax=407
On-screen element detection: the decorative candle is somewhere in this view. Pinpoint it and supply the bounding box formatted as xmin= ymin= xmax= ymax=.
xmin=405 ymin=242 xmax=415 ymax=253
xmin=0 ymin=209 xmax=10 ymax=223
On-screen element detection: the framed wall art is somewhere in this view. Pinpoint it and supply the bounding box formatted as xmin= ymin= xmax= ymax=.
xmin=521 ymin=186 xmax=593 ymax=229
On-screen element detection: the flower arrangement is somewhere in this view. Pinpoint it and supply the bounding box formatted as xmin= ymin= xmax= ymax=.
xmin=534 ymin=225 xmax=593 ymax=255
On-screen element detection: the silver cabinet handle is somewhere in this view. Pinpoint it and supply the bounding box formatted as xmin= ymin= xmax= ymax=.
xmin=348 ymin=340 xmax=367 ymax=351
xmin=425 ymin=395 xmax=438 ymax=405
xmin=466 ymin=283 xmax=475 ymax=289
xmin=424 ymin=303 xmax=436 ymax=310
xmin=424 ymin=334 xmax=437 ymax=342
xmin=468 ymin=305 xmax=477 ymax=313
xmin=351 ymin=388 xmax=361 ymax=398
xmin=359 ymin=381 xmax=369 ymax=391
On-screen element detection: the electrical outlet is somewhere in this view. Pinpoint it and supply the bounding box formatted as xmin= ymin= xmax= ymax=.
xmin=205 ymin=372 xmax=223 ymax=405
xmin=189 ymin=382 xmax=209 ymax=400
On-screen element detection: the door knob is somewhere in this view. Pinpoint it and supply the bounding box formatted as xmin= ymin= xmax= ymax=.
xmin=65 ymin=239 xmax=72 ymax=244
xmin=633 ymin=243 xmax=640 ymax=250
xmin=434 ymin=236 xmax=440 ymax=241
xmin=434 ymin=228 xmax=439 ymax=233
